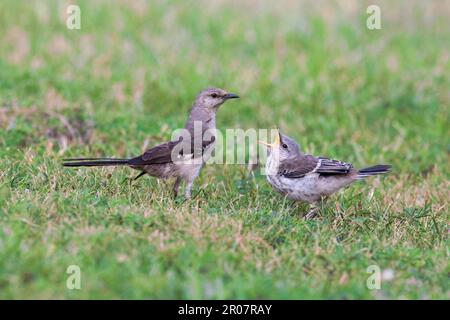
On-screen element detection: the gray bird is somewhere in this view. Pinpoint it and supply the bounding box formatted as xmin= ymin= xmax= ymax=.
xmin=259 ymin=131 xmax=391 ymax=219
xmin=63 ymin=87 xmax=239 ymax=198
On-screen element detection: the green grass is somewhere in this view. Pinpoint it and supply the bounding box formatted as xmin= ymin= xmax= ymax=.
xmin=0 ymin=0 xmax=448 ymax=299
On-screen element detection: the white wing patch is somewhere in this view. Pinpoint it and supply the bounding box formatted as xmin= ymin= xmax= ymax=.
xmin=312 ymin=158 xmax=322 ymax=173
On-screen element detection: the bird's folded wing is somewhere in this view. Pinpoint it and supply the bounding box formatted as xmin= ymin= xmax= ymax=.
xmin=315 ymin=156 xmax=353 ymax=174
xmin=129 ymin=141 xmax=177 ymax=166
xmin=281 ymin=155 xmax=353 ymax=178
xmin=128 ymin=136 xmax=216 ymax=166
xmin=279 ymin=155 xmax=319 ymax=178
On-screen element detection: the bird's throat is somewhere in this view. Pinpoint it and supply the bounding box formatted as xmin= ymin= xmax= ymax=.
xmin=266 ymin=153 xmax=281 ymax=176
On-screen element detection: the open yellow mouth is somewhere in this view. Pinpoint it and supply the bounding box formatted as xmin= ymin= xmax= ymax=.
xmin=258 ymin=130 xmax=280 ymax=148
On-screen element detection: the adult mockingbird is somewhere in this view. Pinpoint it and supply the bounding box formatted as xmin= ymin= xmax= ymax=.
xmin=259 ymin=131 xmax=391 ymax=219
xmin=63 ymin=87 xmax=239 ymax=198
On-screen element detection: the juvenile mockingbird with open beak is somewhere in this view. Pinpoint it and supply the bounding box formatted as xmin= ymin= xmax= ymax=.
xmin=259 ymin=131 xmax=391 ymax=219
xmin=63 ymin=87 xmax=239 ymax=199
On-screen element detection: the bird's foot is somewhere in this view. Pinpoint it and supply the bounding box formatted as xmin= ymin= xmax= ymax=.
xmin=121 ymin=177 xmax=132 ymax=184
xmin=172 ymin=185 xmax=179 ymax=199
xmin=304 ymin=206 xmax=319 ymax=220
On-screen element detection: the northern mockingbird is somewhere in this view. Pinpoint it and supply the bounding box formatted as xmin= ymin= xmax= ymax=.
xmin=259 ymin=131 xmax=391 ymax=219
xmin=63 ymin=87 xmax=239 ymax=198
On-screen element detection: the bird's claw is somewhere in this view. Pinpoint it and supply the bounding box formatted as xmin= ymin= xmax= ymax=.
xmin=304 ymin=206 xmax=319 ymax=220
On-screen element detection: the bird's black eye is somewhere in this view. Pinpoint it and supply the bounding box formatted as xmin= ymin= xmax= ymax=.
xmin=211 ymin=93 xmax=218 ymax=98
xmin=282 ymin=143 xmax=288 ymax=149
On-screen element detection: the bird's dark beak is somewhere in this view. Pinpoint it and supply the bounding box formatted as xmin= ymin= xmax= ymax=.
xmin=223 ymin=93 xmax=240 ymax=100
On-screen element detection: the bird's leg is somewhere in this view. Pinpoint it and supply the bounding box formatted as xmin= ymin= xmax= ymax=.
xmin=121 ymin=171 xmax=145 ymax=184
xmin=184 ymin=179 xmax=194 ymax=199
xmin=133 ymin=171 xmax=146 ymax=181
xmin=172 ymin=177 xmax=181 ymax=198
xmin=182 ymin=166 xmax=202 ymax=200
xmin=304 ymin=197 xmax=329 ymax=219
xmin=304 ymin=203 xmax=319 ymax=220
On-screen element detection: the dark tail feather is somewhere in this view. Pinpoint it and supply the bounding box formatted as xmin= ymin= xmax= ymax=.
xmin=63 ymin=158 xmax=130 ymax=167
xmin=357 ymin=164 xmax=391 ymax=178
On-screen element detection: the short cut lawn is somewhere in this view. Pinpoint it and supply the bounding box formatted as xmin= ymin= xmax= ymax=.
xmin=0 ymin=0 xmax=448 ymax=299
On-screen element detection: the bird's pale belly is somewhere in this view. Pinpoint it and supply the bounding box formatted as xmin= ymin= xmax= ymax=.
xmin=140 ymin=163 xmax=179 ymax=179
xmin=267 ymin=173 xmax=353 ymax=203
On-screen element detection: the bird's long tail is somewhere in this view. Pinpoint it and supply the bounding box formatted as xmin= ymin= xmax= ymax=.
xmin=62 ymin=157 xmax=130 ymax=167
xmin=357 ymin=164 xmax=391 ymax=179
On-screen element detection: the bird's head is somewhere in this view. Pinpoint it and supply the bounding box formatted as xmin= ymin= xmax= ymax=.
xmin=259 ymin=130 xmax=300 ymax=160
xmin=195 ymin=87 xmax=239 ymax=111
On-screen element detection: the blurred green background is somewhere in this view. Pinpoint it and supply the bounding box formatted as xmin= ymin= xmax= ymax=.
xmin=0 ymin=0 xmax=448 ymax=299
